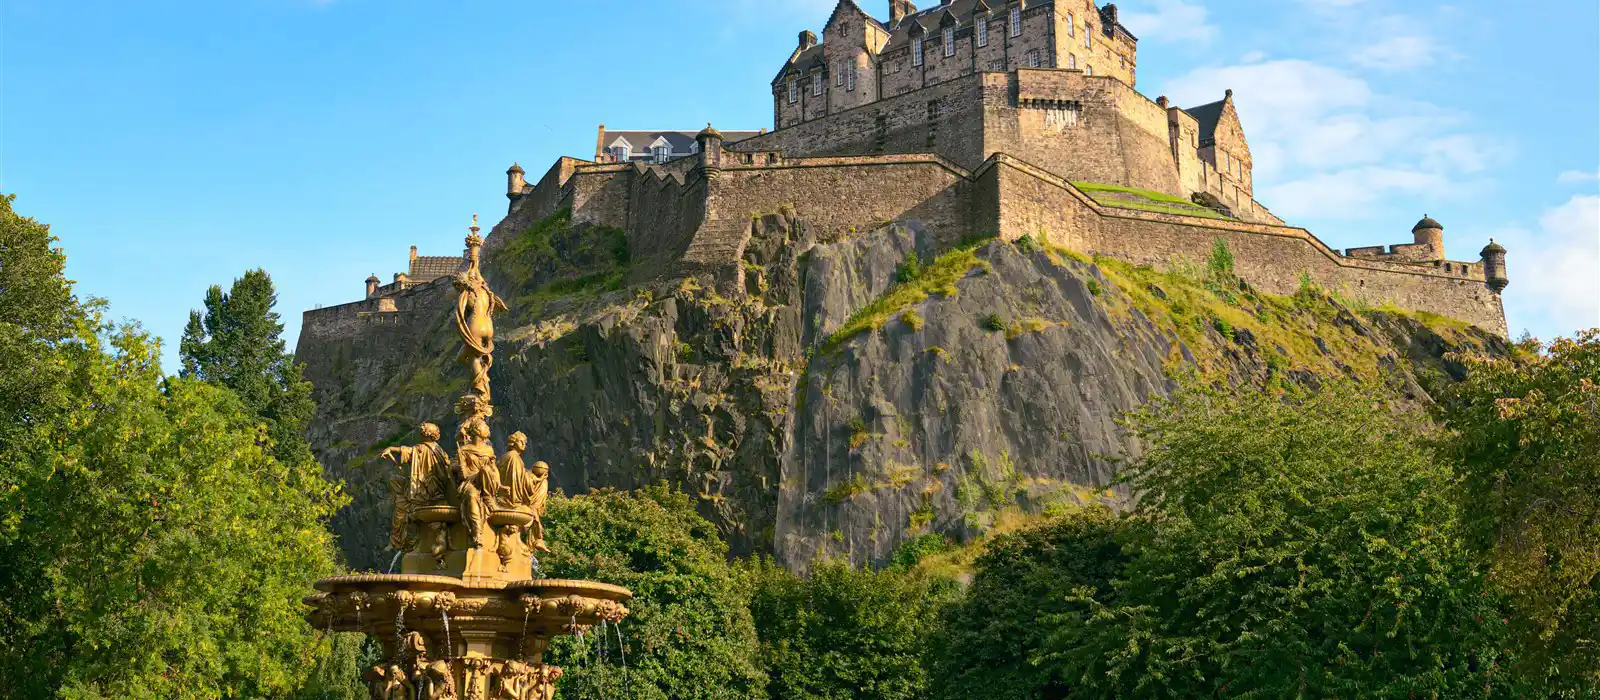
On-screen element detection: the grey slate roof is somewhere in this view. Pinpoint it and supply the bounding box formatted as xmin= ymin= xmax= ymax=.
xmin=1184 ymin=99 xmax=1226 ymax=145
xmin=602 ymin=130 xmax=763 ymax=161
xmin=409 ymin=255 xmax=464 ymax=282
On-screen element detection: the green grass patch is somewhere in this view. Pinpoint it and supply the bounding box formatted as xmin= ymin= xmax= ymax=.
xmin=819 ymin=238 xmax=992 ymax=354
xmin=1071 ymin=181 xmax=1233 ymax=220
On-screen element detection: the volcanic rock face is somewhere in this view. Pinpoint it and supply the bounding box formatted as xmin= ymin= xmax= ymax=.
xmin=299 ymin=213 xmax=1504 ymax=573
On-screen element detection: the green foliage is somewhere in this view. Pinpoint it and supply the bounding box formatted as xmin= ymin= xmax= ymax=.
xmin=744 ymin=557 xmax=957 ymax=700
xmin=820 ymin=240 xmax=989 ymax=354
xmin=540 ymin=485 xmax=766 ymax=699
xmin=0 ymin=193 xmax=85 ymax=452
xmin=1043 ymin=380 xmax=1514 ymax=697
xmin=893 ymin=251 xmax=923 ymax=284
xmin=979 ymin=313 xmax=1005 ymax=332
xmin=1013 ymin=233 xmax=1038 ymax=254
xmin=179 ymin=268 xmax=317 ymax=466
xmin=899 ymin=308 xmax=924 ymax=332
xmin=1204 ymin=237 xmax=1236 ymax=282
xmin=1438 ymin=330 xmax=1600 ymax=688
xmin=0 ymin=321 xmax=356 ymax=698
xmin=928 ymin=506 xmax=1128 ymax=700
xmin=887 ymin=533 xmax=955 ymax=570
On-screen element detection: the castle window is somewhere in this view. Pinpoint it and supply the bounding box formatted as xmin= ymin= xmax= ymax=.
xmin=788 ymin=78 xmax=798 ymax=104
xmin=652 ymin=145 xmax=669 ymax=163
xmin=611 ymin=145 xmax=630 ymax=162
xmin=977 ymin=16 xmax=989 ymax=47
xmin=1010 ymin=7 xmax=1021 ymax=36
xmin=1026 ymin=49 xmax=1041 ymax=68
xmin=989 ymin=59 xmax=1006 ymax=71
xmin=1068 ymin=53 xmax=1077 ymax=69
xmin=847 ymin=66 xmax=856 ymax=91
xmin=913 ymin=38 xmax=924 ymax=66
xmin=1067 ymin=12 xmax=1075 ymax=36
xmin=1085 ymin=23 xmax=1093 ymax=48
xmin=1085 ymin=65 xmax=1093 ymax=76
xmin=812 ymin=73 xmax=823 ymax=96
xmin=943 ymin=26 xmax=955 ymax=56
xmin=837 ymin=68 xmax=845 ymax=87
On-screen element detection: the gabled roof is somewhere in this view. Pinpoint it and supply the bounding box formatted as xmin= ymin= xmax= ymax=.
xmin=1183 ymin=98 xmax=1227 ymax=145
xmin=409 ymin=255 xmax=464 ymax=282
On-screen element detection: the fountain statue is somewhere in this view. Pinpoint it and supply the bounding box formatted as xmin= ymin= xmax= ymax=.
xmin=305 ymin=215 xmax=630 ymax=700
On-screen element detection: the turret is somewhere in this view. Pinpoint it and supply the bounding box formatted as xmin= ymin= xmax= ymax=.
xmin=506 ymin=162 xmax=526 ymax=199
xmin=889 ymin=0 xmax=917 ymax=27
xmin=1412 ymin=214 xmax=1445 ymax=260
xmin=365 ymin=274 xmax=380 ymax=299
xmin=697 ymin=123 xmax=724 ymax=175
xmin=1481 ymin=239 xmax=1508 ymax=293
xmin=799 ymin=30 xmax=818 ymax=52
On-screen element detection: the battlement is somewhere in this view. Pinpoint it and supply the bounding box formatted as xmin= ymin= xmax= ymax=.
xmin=480 ymin=139 xmax=1508 ymax=335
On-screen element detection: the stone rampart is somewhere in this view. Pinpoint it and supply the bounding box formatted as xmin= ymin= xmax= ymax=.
xmin=483 ymin=148 xmax=1506 ymax=337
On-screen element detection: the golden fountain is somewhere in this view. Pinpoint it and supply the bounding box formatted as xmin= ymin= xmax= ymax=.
xmin=305 ymin=215 xmax=631 ymax=700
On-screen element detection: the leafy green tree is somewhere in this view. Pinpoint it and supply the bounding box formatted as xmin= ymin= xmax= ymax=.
xmin=540 ymin=485 xmax=766 ymax=699
xmin=180 ymin=268 xmax=315 ymax=466
xmin=1043 ymin=381 xmax=1514 ymax=697
xmin=0 ymin=192 xmax=85 ymax=450
xmin=0 ymin=321 xmax=355 ymax=698
xmin=927 ymin=505 xmax=1128 ymax=700
xmin=744 ymin=557 xmax=955 ymax=700
xmin=1439 ymin=330 xmax=1600 ymax=688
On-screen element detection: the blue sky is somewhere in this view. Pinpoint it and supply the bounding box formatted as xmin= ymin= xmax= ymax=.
xmin=4 ymin=0 xmax=1596 ymax=373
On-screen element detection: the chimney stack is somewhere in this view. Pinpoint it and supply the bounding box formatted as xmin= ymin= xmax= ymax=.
xmin=799 ymin=30 xmax=818 ymax=51
xmin=889 ymin=0 xmax=917 ymax=27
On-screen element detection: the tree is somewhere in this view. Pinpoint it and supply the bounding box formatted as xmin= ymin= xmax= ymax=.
xmin=744 ymin=557 xmax=955 ymax=700
xmin=1042 ymin=381 xmax=1514 ymax=697
xmin=0 ymin=322 xmax=356 ymax=698
xmin=180 ymin=268 xmax=315 ymax=466
xmin=927 ymin=505 xmax=1128 ymax=700
xmin=1439 ymin=330 xmax=1600 ymax=688
xmin=0 ymin=192 xmax=85 ymax=451
xmin=539 ymin=485 xmax=766 ymax=699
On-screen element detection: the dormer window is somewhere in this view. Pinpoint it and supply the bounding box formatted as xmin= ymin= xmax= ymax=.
xmin=943 ymin=26 xmax=955 ymax=56
xmin=611 ymin=145 xmax=630 ymax=162
xmin=1010 ymin=7 xmax=1021 ymax=36
xmin=977 ymin=16 xmax=989 ymax=47
xmin=787 ymin=78 xmax=798 ymax=104
xmin=812 ymin=73 xmax=823 ymax=96
xmin=913 ymin=37 xmax=924 ymax=66
xmin=652 ymin=146 xmax=669 ymax=163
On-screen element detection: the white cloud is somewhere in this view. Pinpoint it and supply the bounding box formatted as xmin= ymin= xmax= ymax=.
xmin=1299 ymin=0 xmax=1368 ymax=6
xmin=1161 ymin=59 xmax=1502 ymax=221
xmin=1557 ymin=169 xmax=1600 ymax=185
xmin=1496 ymin=195 xmax=1600 ymax=336
xmin=1120 ymin=0 xmax=1219 ymax=45
xmin=1350 ymin=35 xmax=1441 ymax=70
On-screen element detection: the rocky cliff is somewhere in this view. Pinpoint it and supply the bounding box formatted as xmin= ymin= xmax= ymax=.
xmin=298 ymin=210 xmax=1505 ymax=573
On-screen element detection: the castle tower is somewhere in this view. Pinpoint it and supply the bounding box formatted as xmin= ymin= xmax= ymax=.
xmin=1481 ymin=239 xmax=1509 ymax=293
xmin=1412 ymin=215 xmax=1445 ymax=261
xmin=507 ymin=162 xmax=526 ymax=199
xmin=365 ymin=274 xmax=380 ymax=299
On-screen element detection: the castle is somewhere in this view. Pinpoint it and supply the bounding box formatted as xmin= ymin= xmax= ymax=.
xmin=314 ymin=0 xmax=1510 ymax=338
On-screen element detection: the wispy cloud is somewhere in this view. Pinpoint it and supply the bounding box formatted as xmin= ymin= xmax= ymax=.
xmin=1119 ymin=0 xmax=1219 ymax=45
xmin=1497 ymin=195 xmax=1600 ymax=335
xmin=1350 ymin=35 xmax=1443 ymax=70
xmin=1558 ymin=169 xmax=1600 ymax=185
xmin=1161 ymin=59 xmax=1501 ymax=220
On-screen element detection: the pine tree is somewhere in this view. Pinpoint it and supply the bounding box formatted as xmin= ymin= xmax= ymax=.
xmin=179 ymin=269 xmax=316 ymax=466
